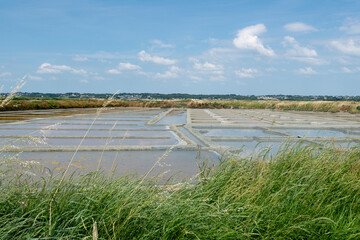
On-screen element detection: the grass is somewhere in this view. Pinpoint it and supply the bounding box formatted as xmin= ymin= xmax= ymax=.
xmin=1 ymin=143 xmax=360 ymax=239
xmin=187 ymin=100 xmax=360 ymax=113
xmin=1 ymin=98 xmax=359 ymax=113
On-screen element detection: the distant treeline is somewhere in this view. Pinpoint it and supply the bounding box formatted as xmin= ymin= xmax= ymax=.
xmin=1 ymin=92 xmax=360 ymax=101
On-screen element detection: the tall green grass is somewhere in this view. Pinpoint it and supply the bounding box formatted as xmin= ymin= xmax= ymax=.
xmin=1 ymin=144 xmax=360 ymax=239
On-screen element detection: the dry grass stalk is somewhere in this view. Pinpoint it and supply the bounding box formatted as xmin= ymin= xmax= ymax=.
xmin=0 ymin=74 xmax=27 ymax=108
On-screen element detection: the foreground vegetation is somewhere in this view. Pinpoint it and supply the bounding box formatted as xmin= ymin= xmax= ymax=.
xmin=1 ymin=143 xmax=360 ymax=239
xmin=1 ymin=98 xmax=360 ymax=113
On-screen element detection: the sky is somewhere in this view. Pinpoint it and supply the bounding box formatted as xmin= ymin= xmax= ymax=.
xmin=1 ymin=0 xmax=360 ymax=95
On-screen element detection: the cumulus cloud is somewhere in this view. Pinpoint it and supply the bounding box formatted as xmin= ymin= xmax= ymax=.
xmin=298 ymin=67 xmax=317 ymax=75
xmin=283 ymin=36 xmax=317 ymax=57
xmin=284 ymin=22 xmax=317 ymax=32
xmin=233 ymin=24 xmax=275 ymax=56
xmin=138 ymin=50 xmax=176 ymax=65
xmin=0 ymin=72 xmax=11 ymax=77
xmin=107 ymin=69 xmax=122 ymax=74
xmin=118 ymin=62 xmax=141 ymax=70
xmin=235 ymin=68 xmax=258 ymax=78
xmin=340 ymin=18 xmax=360 ymax=34
xmin=73 ymin=55 xmax=88 ymax=61
xmin=37 ymin=63 xmax=87 ymax=75
xmin=193 ymin=61 xmax=224 ymax=75
xmin=282 ymin=36 xmax=326 ymax=65
xmin=107 ymin=62 xmax=141 ymax=74
xmin=155 ymin=66 xmax=181 ymax=79
xmin=331 ymin=39 xmax=360 ymax=56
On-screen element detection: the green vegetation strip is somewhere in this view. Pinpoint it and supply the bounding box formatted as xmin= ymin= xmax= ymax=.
xmin=1 ymin=143 xmax=360 ymax=239
xmin=1 ymin=99 xmax=360 ymax=113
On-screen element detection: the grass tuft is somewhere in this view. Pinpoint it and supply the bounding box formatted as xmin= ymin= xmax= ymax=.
xmin=0 ymin=143 xmax=360 ymax=239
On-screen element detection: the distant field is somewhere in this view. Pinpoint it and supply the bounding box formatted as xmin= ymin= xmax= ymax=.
xmin=1 ymin=98 xmax=360 ymax=113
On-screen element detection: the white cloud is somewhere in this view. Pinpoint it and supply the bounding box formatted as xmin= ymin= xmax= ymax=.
xmin=233 ymin=24 xmax=275 ymax=56
xmin=298 ymin=67 xmax=317 ymax=75
xmin=138 ymin=50 xmax=176 ymax=65
xmin=107 ymin=62 xmax=141 ymax=74
xmin=265 ymin=67 xmax=277 ymax=72
xmin=193 ymin=61 xmax=224 ymax=75
xmin=340 ymin=67 xmax=360 ymax=73
xmin=235 ymin=68 xmax=258 ymax=78
xmin=151 ymin=40 xmax=175 ymax=48
xmin=282 ymin=36 xmax=326 ymax=65
xmin=207 ymin=37 xmax=222 ymax=45
xmin=187 ymin=47 xmax=241 ymax=67
xmin=189 ymin=75 xmax=203 ymax=82
xmin=73 ymin=55 xmax=88 ymax=61
xmin=28 ymin=75 xmax=43 ymax=81
xmin=292 ymin=57 xmax=327 ymax=65
xmin=80 ymin=79 xmax=89 ymax=83
xmin=107 ymin=69 xmax=122 ymax=74
xmin=340 ymin=18 xmax=360 ymax=34
xmin=154 ymin=66 xmax=181 ymax=79
xmin=188 ymin=58 xmax=225 ymax=81
xmin=342 ymin=67 xmax=352 ymax=73
xmin=92 ymin=76 xmax=105 ymax=80
xmin=283 ymin=36 xmax=317 ymax=57
xmin=331 ymin=39 xmax=360 ymax=56
xmin=84 ymin=51 xmax=126 ymax=61
xmin=37 ymin=63 xmax=87 ymax=75
xmin=118 ymin=62 xmax=141 ymax=70
xmin=284 ymin=22 xmax=318 ymax=32
xmin=0 ymin=72 xmax=11 ymax=77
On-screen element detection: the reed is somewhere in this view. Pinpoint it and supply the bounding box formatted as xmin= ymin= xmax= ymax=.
xmin=1 ymin=99 xmax=360 ymax=113
xmin=0 ymin=143 xmax=359 ymax=239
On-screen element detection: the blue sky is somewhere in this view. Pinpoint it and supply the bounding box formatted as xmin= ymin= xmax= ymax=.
xmin=1 ymin=0 xmax=360 ymax=95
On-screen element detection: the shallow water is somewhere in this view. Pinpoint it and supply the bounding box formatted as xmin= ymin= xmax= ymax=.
xmin=198 ymin=128 xmax=276 ymax=137
xmin=285 ymin=129 xmax=359 ymax=138
xmin=215 ymin=140 xmax=284 ymax=153
xmin=1 ymin=108 xmax=359 ymax=179
xmin=0 ymin=137 xmax=179 ymax=147
xmin=157 ymin=110 xmax=187 ymax=124
xmin=178 ymin=127 xmax=206 ymax=146
xmin=4 ymin=150 xmax=220 ymax=180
